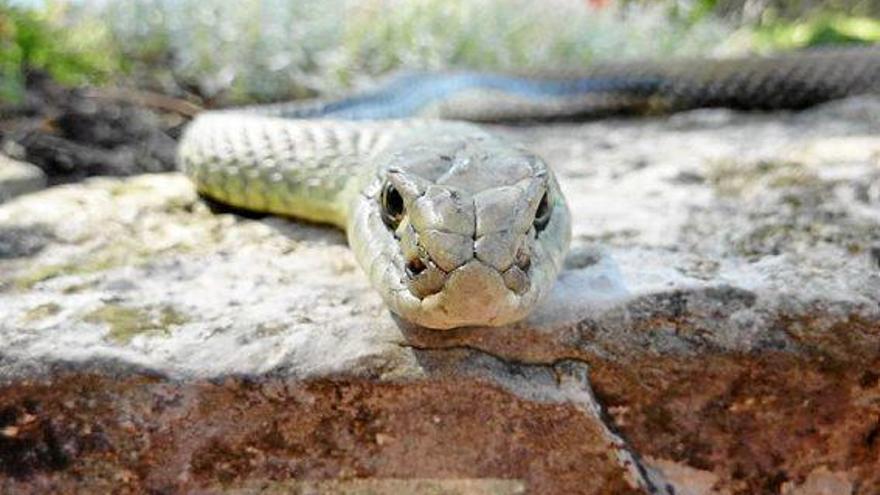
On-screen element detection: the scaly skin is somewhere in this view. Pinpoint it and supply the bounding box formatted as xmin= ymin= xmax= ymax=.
xmin=178 ymin=116 xmax=570 ymax=329
xmin=178 ymin=47 xmax=880 ymax=329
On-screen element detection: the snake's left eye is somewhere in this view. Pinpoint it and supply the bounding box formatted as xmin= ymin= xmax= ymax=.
xmin=533 ymin=191 xmax=551 ymax=231
xmin=381 ymin=182 xmax=405 ymax=229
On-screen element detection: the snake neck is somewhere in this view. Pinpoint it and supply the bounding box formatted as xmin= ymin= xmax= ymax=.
xmin=177 ymin=113 xmax=402 ymax=228
xmin=177 ymin=115 xmax=488 ymax=229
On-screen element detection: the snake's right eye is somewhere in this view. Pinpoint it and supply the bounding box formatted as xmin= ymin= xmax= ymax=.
xmin=380 ymin=182 xmax=405 ymax=229
xmin=533 ymin=191 xmax=551 ymax=232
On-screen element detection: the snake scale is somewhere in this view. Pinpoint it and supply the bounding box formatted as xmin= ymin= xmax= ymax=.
xmin=178 ymin=46 xmax=880 ymax=329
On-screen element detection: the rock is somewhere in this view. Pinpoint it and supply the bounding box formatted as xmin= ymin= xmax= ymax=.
xmin=0 ymin=155 xmax=46 ymax=202
xmin=1 ymin=80 xmax=182 ymax=185
xmin=2 ymin=97 xmax=880 ymax=493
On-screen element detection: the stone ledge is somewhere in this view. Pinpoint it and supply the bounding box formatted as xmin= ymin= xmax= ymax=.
xmin=2 ymin=97 xmax=879 ymax=493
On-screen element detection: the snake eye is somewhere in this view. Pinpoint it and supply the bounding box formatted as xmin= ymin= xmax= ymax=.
xmin=533 ymin=191 xmax=551 ymax=232
xmin=381 ymin=182 xmax=405 ymax=229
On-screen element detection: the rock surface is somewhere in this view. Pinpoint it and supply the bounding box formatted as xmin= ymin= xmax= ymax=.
xmin=0 ymin=155 xmax=46 ymax=203
xmin=1 ymin=97 xmax=880 ymax=494
xmin=0 ymin=80 xmax=182 ymax=185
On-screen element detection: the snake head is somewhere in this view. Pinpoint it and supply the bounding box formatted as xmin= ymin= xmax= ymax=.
xmin=348 ymin=126 xmax=570 ymax=329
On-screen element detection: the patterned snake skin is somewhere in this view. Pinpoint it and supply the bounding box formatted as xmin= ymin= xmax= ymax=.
xmin=178 ymin=46 xmax=880 ymax=329
xmin=244 ymin=46 xmax=880 ymax=120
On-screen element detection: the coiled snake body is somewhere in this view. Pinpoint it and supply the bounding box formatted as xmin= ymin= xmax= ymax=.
xmin=178 ymin=47 xmax=880 ymax=329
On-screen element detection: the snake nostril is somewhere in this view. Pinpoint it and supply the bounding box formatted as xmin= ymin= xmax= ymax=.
xmin=406 ymin=257 xmax=427 ymax=277
xmin=515 ymin=248 xmax=531 ymax=272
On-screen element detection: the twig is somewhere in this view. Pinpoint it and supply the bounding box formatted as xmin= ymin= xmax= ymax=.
xmin=83 ymin=87 xmax=203 ymax=117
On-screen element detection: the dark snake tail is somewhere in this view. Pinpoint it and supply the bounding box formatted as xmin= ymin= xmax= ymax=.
xmin=594 ymin=45 xmax=880 ymax=113
xmin=242 ymin=46 xmax=880 ymax=122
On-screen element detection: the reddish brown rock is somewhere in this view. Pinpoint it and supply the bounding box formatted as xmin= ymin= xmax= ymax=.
xmin=591 ymin=354 xmax=880 ymax=494
xmin=0 ymin=373 xmax=639 ymax=495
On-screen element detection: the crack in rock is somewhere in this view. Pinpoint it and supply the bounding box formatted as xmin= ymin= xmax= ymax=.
xmin=404 ymin=343 xmax=677 ymax=495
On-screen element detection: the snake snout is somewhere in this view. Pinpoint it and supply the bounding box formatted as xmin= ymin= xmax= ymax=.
xmin=403 ymin=234 xmax=534 ymax=300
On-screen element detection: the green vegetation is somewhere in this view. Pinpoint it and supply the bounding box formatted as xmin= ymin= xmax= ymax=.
xmin=1 ymin=0 xmax=878 ymax=105
xmin=750 ymin=14 xmax=880 ymax=50
xmin=94 ymin=0 xmax=730 ymax=103
xmin=0 ymin=2 xmax=123 ymax=103
xmin=339 ymin=0 xmax=726 ymax=77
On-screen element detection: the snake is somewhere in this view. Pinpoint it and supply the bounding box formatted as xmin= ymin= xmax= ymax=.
xmin=177 ymin=46 xmax=880 ymax=329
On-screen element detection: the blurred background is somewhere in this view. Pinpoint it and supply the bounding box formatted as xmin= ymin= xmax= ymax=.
xmin=1 ymin=0 xmax=879 ymax=184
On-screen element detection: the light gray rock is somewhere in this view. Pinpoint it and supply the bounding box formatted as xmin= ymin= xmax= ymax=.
xmin=0 ymin=154 xmax=46 ymax=202
xmin=2 ymin=98 xmax=878 ymax=380
xmin=2 ymin=97 xmax=880 ymax=494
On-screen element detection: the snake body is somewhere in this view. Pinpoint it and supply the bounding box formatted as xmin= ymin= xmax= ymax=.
xmin=178 ymin=46 xmax=880 ymax=329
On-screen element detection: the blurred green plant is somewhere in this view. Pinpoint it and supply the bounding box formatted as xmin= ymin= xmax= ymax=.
xmin=750 ymin=14 xmax=880 ymax=49
xmin=340 ymin=0 xmax=728 ymax=75
xmin=3 ymin=0 xmax=878 ymax=106
xmin=626 ymin=0 xmax=880 ymax=23
xmin=0 ymin=2 xmax=123 ymax=103
xmin=94 ymin=0 xmax=730 ymax=104
xmin=94 ymin=0 xmax=346 ymax=104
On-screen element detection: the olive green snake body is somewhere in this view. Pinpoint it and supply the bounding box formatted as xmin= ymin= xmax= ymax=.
xmin=178 ymin=47 xmax=880 ymax=329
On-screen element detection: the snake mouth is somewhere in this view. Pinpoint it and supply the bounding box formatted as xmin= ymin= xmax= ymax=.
xmin=405 ymin=255 xmax=448 ymax=299
xmin=404 ymin=245 xmax=532 ymax=300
